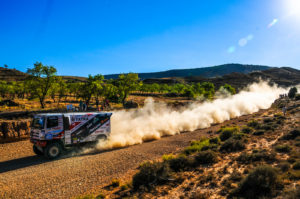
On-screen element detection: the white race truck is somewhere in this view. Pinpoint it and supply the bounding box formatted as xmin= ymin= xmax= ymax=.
xmin=30 ymin=112 xmax=112 ymax=159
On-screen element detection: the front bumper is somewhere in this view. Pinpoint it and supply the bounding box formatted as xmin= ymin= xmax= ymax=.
xmin=30 ymin=139 xmax=47 ymax=147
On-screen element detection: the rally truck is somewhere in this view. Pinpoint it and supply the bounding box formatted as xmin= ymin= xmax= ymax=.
xmin=30 ymin=112 xmax=112 ymax=159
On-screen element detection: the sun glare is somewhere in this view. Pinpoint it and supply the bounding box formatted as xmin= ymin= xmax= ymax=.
xmin=284 ymin=0 xmax=300 ymax=18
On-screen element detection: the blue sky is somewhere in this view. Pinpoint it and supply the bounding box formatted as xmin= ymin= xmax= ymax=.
xmin=0 ymin=0 xmax=299 ymax=76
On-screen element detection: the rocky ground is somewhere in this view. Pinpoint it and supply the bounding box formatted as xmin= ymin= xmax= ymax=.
xmin=0 ymin=98 xmax=299 ymax=199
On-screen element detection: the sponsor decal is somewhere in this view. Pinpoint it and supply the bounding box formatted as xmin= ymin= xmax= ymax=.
xmin=45 ymin=134 xmax=53 ymax=140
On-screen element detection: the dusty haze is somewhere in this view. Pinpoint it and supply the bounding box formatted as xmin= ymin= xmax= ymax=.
xmin=94 ymin=81 xmax=287 ymax=150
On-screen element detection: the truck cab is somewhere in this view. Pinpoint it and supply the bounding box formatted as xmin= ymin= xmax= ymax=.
xmin=30 ymin=112 xmax=112 ymax=159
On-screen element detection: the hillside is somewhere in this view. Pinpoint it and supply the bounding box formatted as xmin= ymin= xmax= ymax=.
xmin=0 ymin=67 xmax=28 ymax=81
xmin=144 ymin=67 xmax=300 ymax=89
xmin=104 ymin=64 xmax=271 ymax=79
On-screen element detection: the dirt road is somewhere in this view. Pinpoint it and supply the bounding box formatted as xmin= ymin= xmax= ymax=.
xmin=0 ymin=111 xmax=263 ymax=199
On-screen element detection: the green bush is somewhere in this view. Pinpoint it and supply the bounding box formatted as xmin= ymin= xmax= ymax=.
xmin=162 ymin=154 xmax=175 ymax=161
xmin=275 ymin=144 xmax=291 ymax=153
xmin=231 ymin=166 xmax=279 ymax=198
xmin=295 ymin=94 xmax=300 ymax=100
xmin=241 ymin=126 xmax=253 ymax=134
xmin=184 ymin=139 xmax=210 ymax=155
xmin=132 ymin=161 xmax=173 ymax=190
xmin=219 ymin=126 xmax=239 ymax=141
xmin=168 ymin=155 xmax=194 ymax=172
xmin=292 ymin=161 xmax=300 ymax=170
xmin=220 ymin=138 xmax=245 ymax=152
xmin=209 ymin=137 xmax=220 ymax=144
xmin=194 ymin=150 xmax=218 ymax=165
xmin=247 ymin=120 xmax=260 ymax=129
xmin=281 ymin=129 xmax=300 ymax=140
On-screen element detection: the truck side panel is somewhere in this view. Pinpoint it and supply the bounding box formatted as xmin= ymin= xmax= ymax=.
xmin=65 ymin=113 xmax=111 ymax=145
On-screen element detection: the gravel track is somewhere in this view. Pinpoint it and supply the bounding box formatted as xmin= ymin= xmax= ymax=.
xmin=0 ymin=112 xmax=263 ymax=199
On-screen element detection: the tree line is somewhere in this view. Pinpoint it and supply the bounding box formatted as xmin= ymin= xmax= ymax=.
xmin=0 ymin=62 xmax=236 ymax=109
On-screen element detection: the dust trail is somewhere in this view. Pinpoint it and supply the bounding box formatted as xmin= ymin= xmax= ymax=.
xmin=95 ymin=81 xmax=286 ymax=150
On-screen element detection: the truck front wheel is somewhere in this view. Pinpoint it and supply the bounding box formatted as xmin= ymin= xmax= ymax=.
xmin=44 ymin=142 xmax=62 ymax=159
xmin=33 ymin=145 xmax=43 ymax=156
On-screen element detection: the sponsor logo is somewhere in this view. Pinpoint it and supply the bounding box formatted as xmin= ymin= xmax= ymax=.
xmin=45 ymin=134 xmax=53 ymax=140
xmin=71 ymin=115 xmax=89 ymax=122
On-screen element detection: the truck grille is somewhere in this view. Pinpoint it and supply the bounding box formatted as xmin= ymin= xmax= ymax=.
xmin=30 ymin=131 xmax=40 ymax=140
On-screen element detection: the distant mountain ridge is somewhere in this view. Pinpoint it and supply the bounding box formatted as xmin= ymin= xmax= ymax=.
xmin=104 ymin=64 xmax=271 ymax=79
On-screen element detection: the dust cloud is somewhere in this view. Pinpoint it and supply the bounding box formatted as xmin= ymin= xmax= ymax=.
xmin=95 ymin=81 xmax=287 ymax=150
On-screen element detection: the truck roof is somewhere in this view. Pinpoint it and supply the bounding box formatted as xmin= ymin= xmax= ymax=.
xmin=35 ymin=112 xmax=112 ymax=117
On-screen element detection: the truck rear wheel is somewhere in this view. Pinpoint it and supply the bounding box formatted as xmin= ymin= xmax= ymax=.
xmin=44 ymin=142 xmax=62 ymax=159
xmin=33 ymin=145 xmax=43 ymax=156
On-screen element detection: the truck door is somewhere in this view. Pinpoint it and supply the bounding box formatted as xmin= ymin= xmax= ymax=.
xmin=63 ymin=116 xmax=72 ymax=145
xmin=45 ymin=115 xmax=64 ymax=140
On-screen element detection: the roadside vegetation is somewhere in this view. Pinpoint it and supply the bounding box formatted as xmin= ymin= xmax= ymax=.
xmin=0 ymin=62 xmax=235 ymax=111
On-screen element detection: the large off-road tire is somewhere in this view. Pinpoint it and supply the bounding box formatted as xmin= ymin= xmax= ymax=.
xmin=33 ymin=145 xmax=44 ymax=156
xmin=44 ymin=142 xmax=62 ymax=159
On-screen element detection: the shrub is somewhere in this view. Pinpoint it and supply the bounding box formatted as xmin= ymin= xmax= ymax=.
xmin=228 ymin=171 xmax=243 ymax=182
xmin=237 ymin=150 xmax=276 ymax=164
xmin=247 ymin=120 xmax=260 ymax=129
xmin=293 ymin=161 xmax=300 ymax=170
xmin=263 ymin=118 xmax=273 ymax=123
xmin=253 ymin=130 xmax=264 ymax=136
xmin=132 ymin=161 xmax=173 ymax=190
xmin=168 ymin=155 xmax=194 ymax=172
xmin=277 ymin=162 xmax=290 ymax=172
xmin=288 ymin=87 xmax=298 ymax=99
xmin=194 ymin=150 xmax=218 ymax=165
xmin=220 ymin=138 xmax=245 ymax=152
xmin=241 ymin=126 xmax=253 ymax=134
xmin=295 ymin=94 xmax=300 ymax=100
xmin=231 ymin=166 xmax=279 ymax=198
xmin=162 ymin=154 xmax=175 ymax=161
xmin=184 ymin=139 xmax=210 ymax=155
xmin=275 ymin=144 xmax=291 ymax=153
xmin=209 ymin=137 xmax=220 ymax=144
xmin=261 ymin=123 xmax=277 ymax=131
xmin=281 ymin=129 xmax=300 ymax=140
xmin=111 ymin=179 xmax=120 ymax=187
xmin=219 ymin=126 xmax=239 ymax=141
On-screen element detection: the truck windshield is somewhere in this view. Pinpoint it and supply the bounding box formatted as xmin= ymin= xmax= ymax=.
xmin=32 ymin=117 xmax=45 ymax=129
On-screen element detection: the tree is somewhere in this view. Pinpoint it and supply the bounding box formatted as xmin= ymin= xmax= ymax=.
xmin=117 ymin=73 xmax=141 ymax=105
xmin=103 ymin=82 xmax=119 ymax=102
xmin=79 ymin=74 xmax=104 ymax=108
xmin=26 ymin=62 xmax=57 ymax=108
xmin=288 ymin=87 xmax=298 ymax=99
xmin=220 ymin=84 xmax=236 ymax=95
xmin=201 ymin=82 xmax=215 ymax=99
